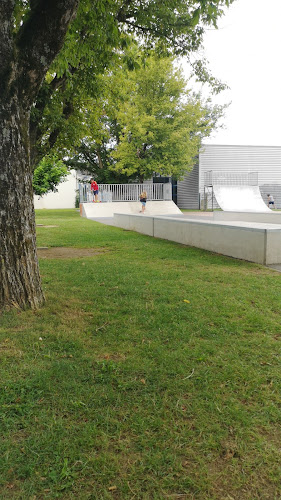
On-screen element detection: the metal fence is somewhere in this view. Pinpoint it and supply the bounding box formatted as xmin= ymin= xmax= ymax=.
xmin=79 ymin=183 xmax=168 ymax=203
xmin=204 ymin=170 xmax=258 ymax=187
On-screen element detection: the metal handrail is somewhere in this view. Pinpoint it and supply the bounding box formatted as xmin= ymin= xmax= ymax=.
xmin=204 ymin=170 xmax=258 ymax=187
xmin=79 ymin=183 xmax=166 ymax=203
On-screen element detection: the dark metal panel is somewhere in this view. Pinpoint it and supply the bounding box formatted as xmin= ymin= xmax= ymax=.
xmin=177 ymin=163 xmax=199 ymax=209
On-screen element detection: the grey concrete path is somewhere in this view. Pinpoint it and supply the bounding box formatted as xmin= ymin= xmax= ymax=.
xmin=88 ymin=216 xmax=117 ymax=226
xmin=267 ymin=264 xmax=281 ymax=272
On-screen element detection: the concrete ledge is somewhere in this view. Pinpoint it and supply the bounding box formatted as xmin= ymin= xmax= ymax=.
xmin=113 ymin=213 xmax=281 ymax=265
xmin=213 ymin=210 xmax=281 ymax=224
xmin=114 ymin=213 xmax=154 ymax=236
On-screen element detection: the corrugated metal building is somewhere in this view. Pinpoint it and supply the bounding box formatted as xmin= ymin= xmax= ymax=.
xmin=177 ymin=162 xmax=199 ymax=209
xmin=177 ymin=144 xmax=281 ymax=209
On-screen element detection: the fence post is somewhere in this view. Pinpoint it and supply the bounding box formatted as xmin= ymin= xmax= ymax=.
xmin=163 ymin=183 xmax=172 ymax=200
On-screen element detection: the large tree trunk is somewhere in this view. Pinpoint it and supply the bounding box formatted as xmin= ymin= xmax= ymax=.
xmin=0 ymin=0 xmax=79 ymax=310
xmin=0 ymin=99 xmax=44 ymax=309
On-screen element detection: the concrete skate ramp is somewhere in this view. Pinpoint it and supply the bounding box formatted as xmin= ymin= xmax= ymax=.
xmin=80 ymin=201 xmax=182 ymax=218
xmin=213 ymin=185 xmax=271 ymax=212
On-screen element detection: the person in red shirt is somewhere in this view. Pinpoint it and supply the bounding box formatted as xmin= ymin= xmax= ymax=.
xmin=90 ymin=179 xmax=99 ymax=202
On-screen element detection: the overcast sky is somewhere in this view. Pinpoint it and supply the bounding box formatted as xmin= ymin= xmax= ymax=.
xmin=185 ymin=0 xmax=281 ymax=146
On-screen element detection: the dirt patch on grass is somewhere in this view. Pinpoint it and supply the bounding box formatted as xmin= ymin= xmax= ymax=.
xmin=37 ymin=247 xmax=107 ymax=259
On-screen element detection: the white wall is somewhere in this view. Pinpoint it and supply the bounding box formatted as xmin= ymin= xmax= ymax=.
xmin=34 ymin=170 xmax=77 ymax=209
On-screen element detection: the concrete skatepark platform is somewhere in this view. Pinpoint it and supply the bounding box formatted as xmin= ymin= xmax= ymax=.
xmin=113 ymin=213 xmax=281 ymax=265
xmin=213 ymin=210 xmax=281 ymax=224
xmin=80 ymin=201 xmax=182 ymax=218
xmin=80 ymin=186 xmax=281 ymax=265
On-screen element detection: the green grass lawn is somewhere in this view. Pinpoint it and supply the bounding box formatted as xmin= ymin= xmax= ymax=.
xmin=1 ymin=209 xmax=281 ymax=499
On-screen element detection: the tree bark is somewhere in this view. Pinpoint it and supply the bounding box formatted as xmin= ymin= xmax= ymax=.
xmin=0 ymin=99 xmax=44 ymax=309
xmin=96 ymin=148 xmax=104 ymax=170
xmin=0 ymin=0 xmax=79 ymax=310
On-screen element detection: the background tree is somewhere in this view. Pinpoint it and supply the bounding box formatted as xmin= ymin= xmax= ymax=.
xmin=33 ymin=156 xmax=68 ymax=196
xmin=69 ymin=52 xmax=225 ymax=183
xmin=112 ymin=56 xmax=224 ymax=181
xmin=0 ymin=0 xmax=234 ymax=311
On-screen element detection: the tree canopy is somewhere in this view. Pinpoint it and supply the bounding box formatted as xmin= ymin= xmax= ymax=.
xmin=112 ymin=56 xmax=224 ymax=181
xmin=66 ymin=51 xmax=225 ymax=183
xmin=26 ymin=0 xmax=233 ymax=169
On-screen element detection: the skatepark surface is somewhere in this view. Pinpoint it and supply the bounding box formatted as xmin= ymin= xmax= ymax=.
xmin=80 ymin=190 xmax=281 ymax=267
xmin=86 ymin=210 xmax=213 ymax=226
xmin=84 ymin=208 xmax=281 ymax=268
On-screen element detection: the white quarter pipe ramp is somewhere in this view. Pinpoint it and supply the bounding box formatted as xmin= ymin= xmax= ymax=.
xmin=213 ymin=185 xmax=271 ymax=212
xmin=80 ymin=201 xmax=182 ymax=218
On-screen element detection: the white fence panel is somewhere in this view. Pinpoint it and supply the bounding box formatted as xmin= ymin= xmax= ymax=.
xmin=79 ymin=183 xmax=168 ymax=203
